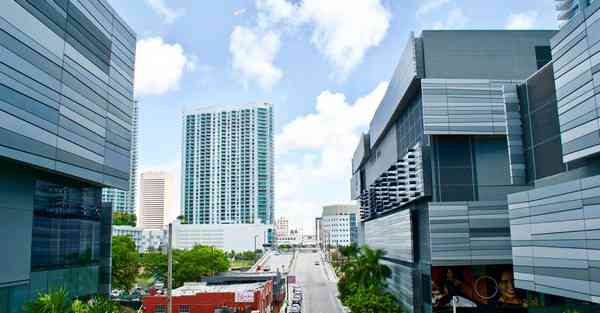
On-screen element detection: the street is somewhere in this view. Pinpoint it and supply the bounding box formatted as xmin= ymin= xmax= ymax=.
xmin=291 ymin=250 xmax=345 ymax=313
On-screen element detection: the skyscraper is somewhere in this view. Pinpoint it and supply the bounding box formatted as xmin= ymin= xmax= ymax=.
xmin=140 ymin=171 xmax=171 ymax=229
xmin=0 ymin=0 xmax=136 ymax=308
xmin=182 ymin=103 xmax=274 ymax=225
xmin=102 ymin=100 xmax=139 ymax=214
xmin=556 ymin=0 xmax=590 ymax=25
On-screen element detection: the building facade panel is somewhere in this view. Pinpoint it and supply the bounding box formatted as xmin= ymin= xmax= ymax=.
xmin=364 ymin=209 xmax=413 ymax=263
xmin=0 ymin=0 xmax=136 ymax=190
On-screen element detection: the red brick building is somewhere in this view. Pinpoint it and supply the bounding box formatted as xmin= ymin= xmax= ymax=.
xmin=143 ymin=281 xmax=273 ymax=313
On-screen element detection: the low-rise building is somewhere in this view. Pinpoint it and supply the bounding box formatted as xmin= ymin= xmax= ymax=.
xmin=112 ymin=226 xmax=166 ymax=253
xmin=172 ymin=222 xmax=273 ymax=252
xmin=318 ymin=204 xmax=359 ymax=247
xmin=143 ymin=281 xmax=273 ymax=313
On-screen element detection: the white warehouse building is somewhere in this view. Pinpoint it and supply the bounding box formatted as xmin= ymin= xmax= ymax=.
xmin=112 ymin=225 xmax=167 ymax=253
xmin=172 ymin=222 xmax=273 ymax=252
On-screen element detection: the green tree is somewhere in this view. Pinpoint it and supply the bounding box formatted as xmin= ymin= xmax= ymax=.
xmin=84 ymin=297 xmax=121 ymax=313
xmin=113 ymin=212 xmax=136 ymax=226
xmin=24 ymin=287 xmax=73 ymax=313
xmin=173 ymin=245 xmax=230 ymax=287
xmin=141 ymin=251 xmax=168 ymax=282
xmin=344 ymin=287 xmax=403 ymax=313
xmin=112 ymin=236 xmax=140 ymax=291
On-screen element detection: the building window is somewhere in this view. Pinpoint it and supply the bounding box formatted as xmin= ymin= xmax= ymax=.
xmin=179 ymin=304 xmax=190 ymax=313
xmin=155 ymin=305 xmax=167 ymax=313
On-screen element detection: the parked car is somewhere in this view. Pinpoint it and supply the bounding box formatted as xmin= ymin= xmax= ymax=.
xmin=292 ymin=295 xmax=302 ymax=304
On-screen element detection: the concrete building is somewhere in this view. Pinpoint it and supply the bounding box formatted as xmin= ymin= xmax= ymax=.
xmin=181 ymin=103 xmax=274 ymax=225
xmin=140 ymin=171 xmax=172 ymax=229
xmin=276 ymin=228 xmax=303 ymax=246
xmin=102 ymin=100 xmax=138 ymax=214
xmin=0 ymin=0 xmax=136 ymax=310
xmin=350 ymin=30 xmax=561 ymax=312
xmin=112 ymin=226 xmax=166 ymax=253
xmin=318 ymin=205 xmax=359 ymax=247
xmin=172 ymin=222 xmax=273 ymax=252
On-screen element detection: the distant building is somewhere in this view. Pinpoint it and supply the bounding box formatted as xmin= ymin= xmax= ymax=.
xmin=182 ymin=103 xmax=274 ymax=225
xmin=276 ymin=228 xmax=303 ymax=246
xmin=172 ymin=222 xmax=273 ymax=252
xmin=112 ymin=226 xmax=166 ymax=253
xmin=140 ymin=171 xmax=172 ymax=229
xmin=102 ymin=100 xmax=139 ymax=214
xmin=275 ymin=216 xmax=289 ymax=239
xmin=318 ymin=204 xmax=359 ymax=247
xmin=143 ymin=281 xmax=273 ymax=313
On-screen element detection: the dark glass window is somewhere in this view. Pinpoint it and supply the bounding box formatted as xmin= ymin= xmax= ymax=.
xmin=434 ymin=136 xmax=475 ymax=201
xmin=535 ymin=46 xmax=552 ymax=69
xmin=31 ymin=180 xmax=102 ymax=270
xmin=519 ymin=63 xmax=565 ymax=181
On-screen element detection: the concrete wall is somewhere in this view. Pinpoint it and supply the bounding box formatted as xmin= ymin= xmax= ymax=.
xmin=173 ymin=223 xmax=273 ymax=252
xmin=422 ymin=30 xmax=556 ymax=80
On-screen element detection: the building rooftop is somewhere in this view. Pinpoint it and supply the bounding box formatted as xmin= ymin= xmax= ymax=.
xmin=171 ymin=282 xmax=266 ymax=297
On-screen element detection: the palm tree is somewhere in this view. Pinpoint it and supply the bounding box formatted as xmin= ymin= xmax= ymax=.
xmin=23 ymin=288 xmax=73 ymax=313
xmin=355 ymin=245 xmax=391 ymax=289
xmin=85 ymin=297 xmax=121 ymax=313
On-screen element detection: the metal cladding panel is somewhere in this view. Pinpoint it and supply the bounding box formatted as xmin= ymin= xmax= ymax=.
xmin=369 ymin=35 xmax=419 ymax=147
xmin=381 ymin=259 xmax=414 ymax=312
xmin=0 ymin=0 xmax=136 ymax=189
xmin=352 ymin=133 xmax=369 ymax=174
xmin=350 ymin=172 xmax=360 ymax=200
xmin=364 ymin=209 xmax=413 ymax=263
xmin=421 ymin=30 xmax=557 ymax=80
xmin=552 ymin=3 xmax=600 ymax=163
xmin=365 ymin=124 xmax=398 ymax=188
xmin=422 ymin=79 xmax=519 ymax=136
xmin=428 ymin=201 xmax=513 ymax=266
xmin=508 ymin=173 xmax=600 ymax=303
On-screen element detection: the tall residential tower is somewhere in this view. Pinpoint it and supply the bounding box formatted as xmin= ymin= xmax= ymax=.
xmin=102 ymin=100 xmax=138 ymax=214
xmin=182 ymin=103 xmax=274 ymax=225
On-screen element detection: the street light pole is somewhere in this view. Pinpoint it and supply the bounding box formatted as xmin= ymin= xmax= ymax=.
xmin=167 ymin=223 xmax=173 ymax=313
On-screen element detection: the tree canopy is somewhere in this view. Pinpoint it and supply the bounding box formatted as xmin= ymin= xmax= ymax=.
xmin=173 ymin=245 xmax=230 ymax=287
xmin=111 ymin=236 xmax=140 ymax=291
xmin=336 ymin=245 xmax=402 ymax=313
xmin=113 ymin=212 xmax=136 ymax=226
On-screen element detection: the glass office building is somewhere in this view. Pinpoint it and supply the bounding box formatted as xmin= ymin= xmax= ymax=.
xmin=0 ymin=0 xmax=136 ymax=311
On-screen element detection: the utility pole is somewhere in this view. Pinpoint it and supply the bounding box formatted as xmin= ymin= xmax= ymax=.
xmin=167 ymin=223 xmax=173 ymax=313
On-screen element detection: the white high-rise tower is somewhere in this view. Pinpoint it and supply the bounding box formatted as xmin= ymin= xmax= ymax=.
xmin=140 ymin=171 xmax=172 ymax=229
xmin=182 ymin=103 xmax=274 ymax=225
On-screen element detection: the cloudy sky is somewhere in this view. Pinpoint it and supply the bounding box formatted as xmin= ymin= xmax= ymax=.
xmin=107 ymin=0 xmax=557 ymax=231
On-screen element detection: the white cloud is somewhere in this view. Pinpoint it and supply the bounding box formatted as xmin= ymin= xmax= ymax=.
xmin=416 ymin=0 xmax=450 ymax=17
xmin=299 ymin=0 xmax=391 ymax=78
xmin=276 ymin=81 xmax=388 ymax=230
xmin=505 ymin=11 xmax=538 ymax=30
xmin=134 ymin=37 xmax=195 ymax=96
xmin=432 ymin=7 xmax=468 ymax=29
xmin=146 ymin=0 xmax=185 ymax=23
xmin=233 ymin=8 xmax=247 ymax=16
xmin=229 ymin=26 xmax=283 ymax=89
xmin=244 ymin=0 xmax=391 ymax=81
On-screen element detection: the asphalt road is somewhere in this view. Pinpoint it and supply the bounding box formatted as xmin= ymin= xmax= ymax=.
xmin=291 ymin=250 xmax=345 ymax=313
xmin=263 ymin=252 xmax=293 ymax=273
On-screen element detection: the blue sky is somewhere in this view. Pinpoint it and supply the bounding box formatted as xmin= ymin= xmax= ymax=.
xmin=107 ymin=0 xmax=557 ymax=230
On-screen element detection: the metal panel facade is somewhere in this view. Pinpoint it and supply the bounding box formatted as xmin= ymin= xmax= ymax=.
xmin=0 ymin=0 xmax=136 ymax=189
xmin=364 ymin=209 xmax=413 ymax=263
xmin=508 ymin=174 xmax=600 ymax=303
xmin=428 ymin=201 xmax=513 ymax=266
xmin=551 ymin=2 xmax=600 ymax=163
